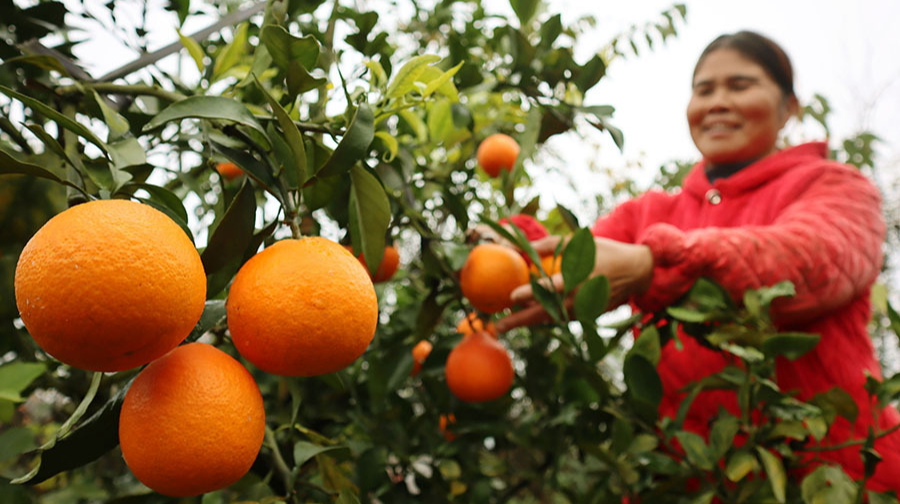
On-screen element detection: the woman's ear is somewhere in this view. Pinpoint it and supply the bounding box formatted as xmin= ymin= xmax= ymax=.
xmin=781 ymin=94 xmax=800 ymax=126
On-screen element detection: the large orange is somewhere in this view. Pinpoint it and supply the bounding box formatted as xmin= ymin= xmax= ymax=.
xmin=349 ymin=244 xmax=401 ymax=283
xmin=215 ymin=162 xmax=243 ymax=181
xmin=14 ymin=199 xmax=206 ymax=372
xmin=456 ymin=312 xmax=498 ymax=338
xmin=227 ymin=237 xmax=378 ymax=376
xmin=476 ymin=133 xmax=520 ymax=177
xmin=459 ymin=243 xmax=529 ymax=314
xmin=119 ymin=342 xmax=265 ymax=497
xmin=445 ymin=331 xmax=514 ymax=402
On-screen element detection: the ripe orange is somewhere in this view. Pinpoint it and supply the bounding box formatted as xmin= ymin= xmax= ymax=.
xmin=215 ymin=162 xmax=243 ymax=181
xmin=227 ymin=237 xmax=378 ymax=376
xmin=348 ymin=244 xmax=400 ymax=283
xmin=460 ymin=243 xmax=529 ymax=314
xmin=411 ymin=339 xmax=433 ymax=376
xmin=530 ymin=254 xmax=562 ymax=276
xmin=14 ymin=199 xmax=206 ymax=372
xmin=439 ymin=413 xmax=457 ymax=441
xmin=456 ymin=312 xmax=498 ymax=338
xmin=476 ymin=133 xmax=520 ymax=177
xmin=445 ymin=331 xmax=514 ymax=402
xmin=119 ymin=342 xmax=265 ymax=497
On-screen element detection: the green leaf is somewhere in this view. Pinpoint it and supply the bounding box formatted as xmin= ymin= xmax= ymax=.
xmin=725 ymin=448 xmax=758 ymax=482
xmin=762 ymin=332 xmax=820 ymax=360
xmin=0 ymin=427 xmax=37 ymax=463
xmin=868 ymin=491 xmax=900 ymax=504
xmin=574 ymin=275 xmax=610 ymax=326
xmin=758 ymin=280 xmax=795 ymax=307
xmin=261 ymin=25 xmax=320 ymax=71
xmin=811 ymin=387 xmax=859 ymax=424
xmin=561 ymin=228 xmax=595 ymax=294
xmin=623 ymin=355 xmax=662 ymax=423
xmin=0 ymin=362 xmax=46 ymax=403
xmin=12 ymin=375 xmax=130 ymax=485
xmin=128 ymin=182 xmax=189 ymax=226
xmin=386 ymin=55 xmax=441 ymax=99
xmin=293 ymin=441 xmax=343 ymax=468
xmin=107 ymin=137 xmax=145 ymax=175
xmin=348 ymin=165 xmax=390 ymax=278
xmin=177 ymin=28 xmax=205 ymax=73
xmin=201 ymin=179 xmax=257 ymax=276
xmin=212 ymin=22 xmax=249 ymax=80
xmin=315 ymin=104 xmax=375 ymax=179
xmin=755 ymin=447 xmax=787 ymax=503
xmin=423 ymin=61 xmax=464 ymax=99
xmin=675 ymin=431 xmax=713 ymax=470
xmin=574 ymin=54 xmax=607 ymax=93
xmin=800 ymin=465 xmax=856 ymax=504
xmin=374 ymin=131 xmax=398 ymax=162
xmin=667 ymin=306 xmax=716 ymax=323
xmin=364 ymin=60 xmax=388 ymax=88
xmin=143 ymin=96 xmax=266 ymax=137
xmin=0 ymin=85 xmax=108 ymax=152
xmin=509 ymin=0 xmax=539 ymax=27
xmin=287 ymin=60 xmax=327 ymax=97
xmin=255 ymin=75 xmax=307 ymax=186
xmin=629 ymin=325 xmax=661 ymax=366
xmin=92 ymin=91 xmax=129 ymax=141
xmin=708 ymin=413 xmax=740 ymax=461
xmin=556 ymin=203 xmax=580 ymax=231
xmin=211 ymin=141 xmax=279 ymax=195
xmin=0 ymin=148 xmax=85 ymax=195
xmin=399 ymin=110 xmax=427 ymax=142
xmin=336 ymin=488 xmax=362 ymax=504
xmin=427 ymin=99 xmax=454 ymax=144
xmin=539 ymin=14 xmax=563 ymax=48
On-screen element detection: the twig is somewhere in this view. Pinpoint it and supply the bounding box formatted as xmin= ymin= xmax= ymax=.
xmin=800 ymin=422 xmax=900 ymax=453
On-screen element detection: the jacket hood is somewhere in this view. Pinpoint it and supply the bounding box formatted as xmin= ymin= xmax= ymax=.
xmin=682 ymin=142 xmax=829 ymax=200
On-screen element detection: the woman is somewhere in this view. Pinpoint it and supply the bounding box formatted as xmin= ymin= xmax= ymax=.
xmin=497 ymin=31 xmax=900 ymax=490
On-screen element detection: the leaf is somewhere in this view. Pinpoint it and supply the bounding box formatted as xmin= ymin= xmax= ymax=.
xmin=212 ymin=22 xmax=249 ymax=80
xmin=540 ymin=14 xmax=563 ymax=48
xmin=675 ymin=431 xmax=713 ymax=470
xmin=509 ymin=0 xmax=539 ymax=27
xmin=314 ymin=104 xmax=375 ymax=179
xmin=336 ymin=488 xmax=362 ymax=504
xmin=211 ymin=141 xmax=279 ymax=195
xmin=0 ymin=85 xmax=108 ymax=152
xmin=293 ymin=441 xmax=343 ymax=468
xmin=574 ymin=54 xmax=607 ymax=93
xmin=758 ymin=281 xmax=795 ymax=307
xmin=255 ymin=75 xmax=307 ymax=186
xmin=427 ymin=99 xmax=454 ymax=144
xmin=143 ymin=96 xmax=266 ymax=137
xmin=201 ymin=179 xmax=257 ymax=275
xmin=186 ymin=300 xmax=227 ymax=343
xmin=755 ymin=447 xmax=786 ymax=503
xmin=177 ymin=28 xmax=205 ymax=73
xmin=574 ymin=275 xmax=610 ymax=326
xmin=0 ymin=362 xmax=46 ymax=403
xmin=107 ymin=137 xmax=145 ymax=174
xmin=348 ymin=165 xmax=390 ymax=279
xmin=708 ymin=413 xmax=740 ymax=461
xmin=364 ymin=60 xmax=388 ymax=88
xmin=623 ymin=355 xmax=662 ymax=423
xmin=868 ymin=491 xmax=900 ymax=504
xmin=0 ymin=427 xmax=37 ymax=463
xmin=801 ymin=465 xmax=856 ymax=504
xmin=91 ymin=91 xmax=129 ymax=141
xmin=287 ymin=60 xmax=327 ymax=97
xmin=811 ymin=387 xmax=859 ymax=424
xmin=762 ymin=332 xmax=820 ymax=360
xmin=423 ymin=61 xmax=464 ymax=99
xmin=725 ymin=449 xmax=758 ymax=482
xmin=260 ymin=25 xmax=320 ymax=71
xmin=399 ymin=110 xmax=427 ymax=142
xmin=561 ymin=228 xmax=595 ymax=293
xmin=556 ymin=204 xmax=580 ymax=231
xmin=374 ymin=131 xmax=398 ymax=162
xmin=386 ymin=55 xmax=441 ymax=99
xmin=629 ymin=325 xmax=660 ymax=366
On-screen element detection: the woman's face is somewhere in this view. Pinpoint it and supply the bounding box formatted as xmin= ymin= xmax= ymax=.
xmin=687 ymin=48 xmax=798 ymax=166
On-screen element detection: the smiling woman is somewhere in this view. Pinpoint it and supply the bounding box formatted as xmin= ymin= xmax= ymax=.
xmin=499 ymin=30 xmax=900 ymax=492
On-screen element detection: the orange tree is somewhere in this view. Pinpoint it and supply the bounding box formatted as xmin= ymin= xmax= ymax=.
xmin=3 ymin=1 xmax=900 ymax=503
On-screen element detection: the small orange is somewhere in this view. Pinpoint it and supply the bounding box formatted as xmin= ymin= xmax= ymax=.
xmin=445 ymin=331 xmax=514 ymax=403
xmin=227 ymin=237 xmax=378 ymax=376
xmin=456 ymin=312 xmax=498 ymax=338
xmin=215 ymin=162 xmax=243 ymax=181
xmin=460 ymin=243 xmax=529 ymax=314
xmin=119 ymin=342 xmax=265 ymax=497
xmin=349 ymin=245 xmax=400 ymax=283
xmin=476 ymin=133 xmax=520 ymax=177
xmin=530 ymin=254 xmax=562 ymax=276
xmin=411 ymin=340 xmax=433 ymax=376
xmin=14 ymin=199 xmax=206 ymax=372
xmin=439 ymin=413 xmax=457 ymax=441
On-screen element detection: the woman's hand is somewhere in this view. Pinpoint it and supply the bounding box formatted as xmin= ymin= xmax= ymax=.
xmin=495 ymin=236 xmax=654 ymax=332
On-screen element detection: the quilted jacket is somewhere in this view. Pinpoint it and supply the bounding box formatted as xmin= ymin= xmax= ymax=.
xmin=591 ymin=142 xmax=900 ymax=490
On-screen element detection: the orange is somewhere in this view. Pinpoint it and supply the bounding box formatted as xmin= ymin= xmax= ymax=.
xmin=439 ymin=413 xmax=457 ymax=441
xmin=348 ymin=244 xmax=400 ymax=283
xmin=411 ymin=339 xmax=433 ymax=376
xmin=227 ymin=237 xmax=378 ymax=376
xmin=445 ymin=331 xmax=514 ymax=402
xmin=456 ymin=312 xmax=498 ymax=338
xmin=119 ymin=342 xmax=265 ymax=497
xmin=530 ymin=254 xmax=562 ymax=276
xmin=215 ymin=162 xmax=243 ymax=181
xmin=476 ymin=133 xmax=520 ymax=177
xmin=14 ymin=199 xmax=206 ymax=372
xmin=459 ymin=243 xmax=529 ymax=314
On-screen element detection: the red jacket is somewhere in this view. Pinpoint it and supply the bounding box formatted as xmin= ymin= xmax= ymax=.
xmin=591 ymin=142 xmax=899 ymax=490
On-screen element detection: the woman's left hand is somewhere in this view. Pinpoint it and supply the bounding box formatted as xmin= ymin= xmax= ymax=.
xmin=495 ymin=236 xmax=654 ymax=332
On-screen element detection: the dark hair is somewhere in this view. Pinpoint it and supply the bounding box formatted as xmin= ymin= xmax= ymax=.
xmin=694 ymin=31 xmax=795 ymax=99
